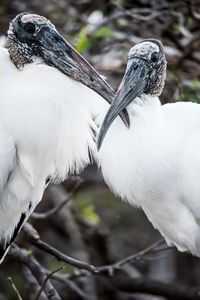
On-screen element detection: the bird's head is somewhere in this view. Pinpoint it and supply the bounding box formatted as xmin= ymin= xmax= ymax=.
xmin=7 ymin=12 xmax=130 ymax=127
xmin=7 ymin=12 xmax=113 ymax=100
xmin=97 ymin=39 xmax=167 ymax=149
xmin=7 ymin=13 xmax=55 ymax=68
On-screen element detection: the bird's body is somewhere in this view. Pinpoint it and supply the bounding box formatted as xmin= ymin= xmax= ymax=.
xmin=0 ymin=12 xmax=119 ymax=262
xmin=0 ymin=46 xmax=101 ymax=182
xmin=98 ymin=39 xmax=200 ymax=256
xmin=99 ymin=95 xmax=200 ymax=255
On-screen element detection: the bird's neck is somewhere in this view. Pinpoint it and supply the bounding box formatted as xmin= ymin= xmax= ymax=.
xmin=98 ymin=94 xmax=164 ymax=207
xmin=127 ymin=94 xmax=161 ymax=124
xmin=7 ymin=37 xmax=41 ymax=70
xmin=7 ymin=37 xmax=30 ymax=69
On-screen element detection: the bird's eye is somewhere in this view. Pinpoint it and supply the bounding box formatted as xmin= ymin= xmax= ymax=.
xmin=24 ymin=22 xmax=35 ymax=34
xmin=150 ymin=51 xmax=159 ymax=63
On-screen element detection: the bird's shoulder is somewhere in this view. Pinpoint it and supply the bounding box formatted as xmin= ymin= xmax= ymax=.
xmin=162 ymin=101 xmax=200 ymax=133
xmin=163 ymin=101 xmax=200 ymax=118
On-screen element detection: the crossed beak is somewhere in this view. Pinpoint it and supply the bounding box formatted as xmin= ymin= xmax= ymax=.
xmin=35 ymin=25 xmax=130 ymax=127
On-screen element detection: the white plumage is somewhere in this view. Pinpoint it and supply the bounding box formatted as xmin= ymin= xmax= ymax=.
xmin=3 ymin=12 xmax=199 ymax=263
xmin=98 ymin=39 xmax=200 ymax=256
xmin=0 ymin=12 xmax=117 ymax=262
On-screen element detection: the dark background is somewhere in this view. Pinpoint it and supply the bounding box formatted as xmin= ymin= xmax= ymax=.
xmin=1 ymin=0 xmax=200 ymax=299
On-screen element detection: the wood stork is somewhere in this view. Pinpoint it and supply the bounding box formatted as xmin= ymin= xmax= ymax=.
xmin=97 ymin=39 xmax=200 ymax=257
xmin=0 ymin=12 xmax=130 ymax=263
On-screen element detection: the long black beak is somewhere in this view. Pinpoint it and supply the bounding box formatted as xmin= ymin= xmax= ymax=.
xmin=97 ymin=58 xmax=151 ymax=150
xmin=36 ymin=26 xmax=129 ymax=127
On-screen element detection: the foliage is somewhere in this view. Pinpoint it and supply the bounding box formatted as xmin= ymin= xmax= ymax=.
xmin=75 ymin=26 xmax=114 ymax=53
xmin=75 ymin=192 xmax=100 ymax=225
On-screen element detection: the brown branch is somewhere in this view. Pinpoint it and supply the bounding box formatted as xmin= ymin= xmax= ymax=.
xmin=23 ymin=223 xmax=172 ymax=276
xmin=88 ymin=2 xmax=183 ymax=35
xmin=23 ymin=223 xmax=97 ymax=272
xmin=34 ymin=238 xmax=97 ymax=272
xmin=35 ymin=266 xmax=65 ymax=300
xmin=125 ymin=9 xmax=165 ymax=22
xmin=45 ymin=271 xmax=88 ymax=299
xmin=95 ymin=240 xmax=172 ymax=275
xmin=109 ymin=276 xmax=200 ymax=300
xmin=22 ymin=267 xmax=46 ymax=300
xmin=7 ymin=277 xmax=23 ymax=300
xmin=9 ymin=224 xmax=200 ymax=300
xmin=8 ymin=244 xmax=61 ymax=300
xmin=8 ymin=239 xmax=200 ymax=300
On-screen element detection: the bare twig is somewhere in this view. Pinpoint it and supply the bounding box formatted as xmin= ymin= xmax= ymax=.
xmin=45 ymin=271 xmax=88 ymax=299
xmin=8 ymin=244 xmax=61 ymax=300
xmin=23 ymin=267 xmax=46 ymax=300
xmin=35 ymin=266 xmax=65 ymax=300
xmin=95 ymin=240 xmax=172 ymax=275
xmin=23 ymin=224 xmax=172 ymax=276
xmin=9 ymin=226 xmax=200 ymax=300
xmin=88 ymin=8 xmax=165 ymax=35
xmin=23 ymin=223 xmax=97 ymax=272
xmin=7 ymin=277 xmax=23 ymax=300
xmin=109 ymin=276 xmax=200 ymax=300
xmin=34 ymin=238 xmax=97 ymax=272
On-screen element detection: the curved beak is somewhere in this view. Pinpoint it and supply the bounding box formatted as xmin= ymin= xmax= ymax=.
xmin=36 ymin=26 xmax=130 ymax=127
xmin=97 ymin=58 xmax=151 ymax=150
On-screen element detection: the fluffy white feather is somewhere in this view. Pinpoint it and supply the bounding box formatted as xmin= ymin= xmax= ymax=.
xmin=0 ymin=46 xmax=110 ymax=262
xmin=98 ymin=93 xmax=200 ymax=256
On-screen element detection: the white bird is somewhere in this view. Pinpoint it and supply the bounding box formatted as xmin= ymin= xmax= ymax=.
xmin=0 ymin=12 xmax=129 ymax=263
xmin=97 ymin=39 xmax=200 ymax=257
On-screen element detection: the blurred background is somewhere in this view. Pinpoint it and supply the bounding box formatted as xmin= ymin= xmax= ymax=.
xmin=1 ymin=0 xmax=200 ymax=299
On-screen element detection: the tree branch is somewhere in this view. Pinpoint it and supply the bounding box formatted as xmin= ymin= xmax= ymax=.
xmin=109 ymin=276 xmax=200 ymax=300
xmin=35 ymin=266 xmax=65 ymax=300
xmin=23 ymin=224 xmax=172 ymax=276
xmin=8 ymin=244 xmax=61 ymax=300
xmin=7 ymin=277 xmax=23 ymax=300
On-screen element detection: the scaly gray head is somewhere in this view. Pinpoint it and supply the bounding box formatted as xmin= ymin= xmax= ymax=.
xmin=97 ymin=39 xmax=167 ymax=149
xmin=7 ymin=12 xmax=130 ymax=127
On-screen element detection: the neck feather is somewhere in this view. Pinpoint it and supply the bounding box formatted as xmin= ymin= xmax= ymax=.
xmin=127 ymin=94 xmax=161 ymax=125
xmin=7 ymin=37 xmax=30 ymax=69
